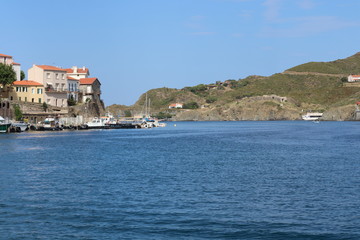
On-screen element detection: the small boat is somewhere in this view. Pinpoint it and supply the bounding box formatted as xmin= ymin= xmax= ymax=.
xmin=85 ymin=114 xmax=114 ymax=129
xmin=37 ymin=117 xmax=63 ymax=131
xmin=302 ymin=112 xmax=323 ymax=121
xmin=11 ymin=121 xmax=29 ymax=132
xmin=0 ymin=116 xmax=11 ymax=133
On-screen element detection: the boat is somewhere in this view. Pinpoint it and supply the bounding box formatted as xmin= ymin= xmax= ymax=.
xmin=0 ymin=116 xmax=11 ymax=133
xmin=302 ymin=112 xmax=323 ymax=121
xmin=85 ymin=114 xmax=114 ymax=129
xmin=37 ymin=117 xmax=63 ymax=131
xmin=11 ymin=121 xmax=29 ymax=132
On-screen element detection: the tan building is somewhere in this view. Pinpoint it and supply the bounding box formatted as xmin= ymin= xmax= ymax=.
xmin=28 ymin=65 xmax=68 ymax=107
xmin=9 ymin=81 xmax=44 ymax=104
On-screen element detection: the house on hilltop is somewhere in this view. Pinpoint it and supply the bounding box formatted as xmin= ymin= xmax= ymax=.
xmin=169 ymin=103 xmax=183 ymax=109
xmin=348 ymin=75 xmax=360 ymax=82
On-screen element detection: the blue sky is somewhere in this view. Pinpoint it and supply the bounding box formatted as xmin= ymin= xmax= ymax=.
xmin=2 ymin=0 xmax=360 ymax=105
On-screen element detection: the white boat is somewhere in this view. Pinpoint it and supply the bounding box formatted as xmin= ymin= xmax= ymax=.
xmin=11 ymin=121 xmax=29 ymax=131
xmin=302 ymin=112 xmax=323 ymax=121
xmin=0 ymin=116 xmax=11 ymax=133
xmin=86 ymin=114 xmax=114 ymax=128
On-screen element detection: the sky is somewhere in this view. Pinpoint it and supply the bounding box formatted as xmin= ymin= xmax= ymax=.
xmin=2 ymin=0 xmax=360 ymax=106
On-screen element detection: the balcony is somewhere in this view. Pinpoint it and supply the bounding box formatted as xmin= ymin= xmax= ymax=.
xmin=45 ymin=87 xmax=68 ymax=93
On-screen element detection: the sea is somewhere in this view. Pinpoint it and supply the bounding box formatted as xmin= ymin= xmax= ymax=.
xmin=1 ymin=121 xmax=360 ymax=240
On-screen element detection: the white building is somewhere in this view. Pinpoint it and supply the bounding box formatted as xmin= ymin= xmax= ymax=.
xmin=64 ymin=66 xmax=90 ymax=80
xmin=348 ymin=75 xmax=360 ymax=82
xmin=67 ymin=76 xmax=79 ymax=101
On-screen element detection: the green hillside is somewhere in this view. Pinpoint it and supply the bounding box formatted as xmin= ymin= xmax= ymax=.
xmin=107 ymin=52 xmax=360 ymax=118
xmin=287 ymin=52 xmax=360 ymax=74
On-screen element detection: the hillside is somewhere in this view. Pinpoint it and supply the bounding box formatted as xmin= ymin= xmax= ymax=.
xmin=107 ymin=53 xmax=360 ymax=121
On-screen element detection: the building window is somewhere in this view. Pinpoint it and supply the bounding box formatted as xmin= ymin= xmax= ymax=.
xmin=16 ymin=87 xmax=20 ymax=92
xmin=62 ymin=74 xmax=65 ymax=80
xmin=37 ymin=88 xmax=43 ymax=94
xmin=47 ymin=73 xmax=51 ymax=79
xmin=22 ymin=87 xmax=27 ymax=92
xmin=25 ymin=97 xmax=27 ymax=102
xmin=56 ymin=73 xmax=59 ymax=79
xmin=38 ymin=98 xmax=41 ymax=103
xmin=19 ymin=97 xmax=21 ymax=101
xmin=32 ymin=88 xmax=35 ymax=94
xmin=32 ymin=98 xmax=34 ymax=102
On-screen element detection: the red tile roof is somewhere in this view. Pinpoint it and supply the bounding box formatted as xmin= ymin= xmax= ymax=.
xmin=0 ymin=53 xmax=12 ymax=57
xmin=12 ymin=62 xmax=21 ymax=65
xmin=13 ymin=80 xmax=43 ymax=86
xmin=64 ymin=67 xmax=89 ymax=74
xmin=36 ymin=65 xmax=67 ymax=72
xmin=80 ymin=78 xmax=98 ymax=85
xmin=350 ymin=75 xmax=360 ymax=78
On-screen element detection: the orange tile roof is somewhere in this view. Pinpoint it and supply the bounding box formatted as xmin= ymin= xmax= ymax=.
xmin=36 ymin=65 xmax=67 ymax=72
xmin=64 ymin=67 xmax=89 ymax=74
xmin=12 ymin=62 xmax=21 ymax=65
xmin=80 ymin=78 xmax=98 ymax=85
xmin=350 ymin=75 xmax=360 ymax=78
xmin=0 ymin=53 xmax=12 ymax=57
xmin=13 ymin=80 xmax=43 ymax=86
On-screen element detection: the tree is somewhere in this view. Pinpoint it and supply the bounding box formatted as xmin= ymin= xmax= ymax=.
xmin=42 ymin=102 xmax=48 ymax=112
xmin=124 ymin=110 xmax=132 ymax=117
xmin=67 ymin=95 xmax=76 ymax=106
xmin=183 ymin=101 xmax=199 ymax=109
xmin=14 ymin=104 xmax=23 ymax=121
xmin=20 ymin=70 xmax=25 ymax=80
xmin=0 ymin=63 xmax=16 ymax=86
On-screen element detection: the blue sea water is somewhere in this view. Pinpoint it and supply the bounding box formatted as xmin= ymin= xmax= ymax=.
xmin=1 ymin=121 xmax=360 ymax=240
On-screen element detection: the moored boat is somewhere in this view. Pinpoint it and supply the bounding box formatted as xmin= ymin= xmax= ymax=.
xmin=0 ymin=116 xmax=12 ymax=133
xmin=11 ymin=121 xmax=29 ymax=132
xmin=302 ymin=112 xmax=323 ymax=121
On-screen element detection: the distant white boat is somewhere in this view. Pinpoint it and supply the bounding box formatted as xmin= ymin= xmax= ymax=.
xmin=302 ymin=112 xmax=323 ymax=121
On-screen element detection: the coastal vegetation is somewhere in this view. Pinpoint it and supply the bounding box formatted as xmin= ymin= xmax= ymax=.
xmin=0 ymin=63 xmax=16 ymax=86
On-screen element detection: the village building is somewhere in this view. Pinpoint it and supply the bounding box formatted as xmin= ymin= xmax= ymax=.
xmin=64 ymin=66 xmax=90 ymax=80
xmin=79 ymin=78 xmax=101 ymax=103
xmin=348 ymin=75 xmax=360 ymax=82
xmin=0 ymin=53 xmax=21 ymax=81
xmin=9 ymin=80 xmax=44 ymax=103
xmin=169 ymin=103 xmax=183 ymax=109
xmin=28 ymin=65 xmax=68 ymax=107
xmin=67 ymin=77 xmax=79 ymax=102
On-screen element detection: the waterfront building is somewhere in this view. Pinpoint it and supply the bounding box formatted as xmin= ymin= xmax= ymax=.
xmin=67 ymin=76 xmax=79 ymax=102
xmin=9 ymin=80 xmax=44 ymax=103
xmin=28 ymin=65 xmax=68 ymax=107
xmin=79 ymin=78 xmax=101 ymax=103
